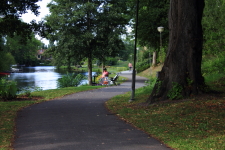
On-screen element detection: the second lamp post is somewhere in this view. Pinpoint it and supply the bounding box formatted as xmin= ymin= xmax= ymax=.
xmin=157 ymin=26 xmax=164 ymax=49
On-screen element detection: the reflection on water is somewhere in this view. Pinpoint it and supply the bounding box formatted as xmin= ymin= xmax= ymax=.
xmin=8 ymin=66 xmax=93 ymax=91
xmin=9 ymin=66 xmax=62 ymax=91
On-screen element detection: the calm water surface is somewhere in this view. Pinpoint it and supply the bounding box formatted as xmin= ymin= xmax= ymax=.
xmin=8 ymin=66 xmax=90 ymax=91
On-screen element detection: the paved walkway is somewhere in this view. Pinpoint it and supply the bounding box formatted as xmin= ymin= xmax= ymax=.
xmin=13 ymin=71 xmax=171 ymax=150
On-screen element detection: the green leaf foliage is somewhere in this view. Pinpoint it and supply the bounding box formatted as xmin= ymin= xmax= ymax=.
xmin=57 ymin=72 xmax=87 ymax=88
xmin=0 ymin=0 xmax=51 ymax=45
xmin=5 ymin=33 xmax=42 ymax=66
xmin=45 ymin=0 xmax=131 ymax=68
xmin=137 ymin=0 xmax=169 ymax=50
xmin=0 ymin=78 xmax=17 ymax=100
xmin=202 ymin=0 xmax=225 ymax=55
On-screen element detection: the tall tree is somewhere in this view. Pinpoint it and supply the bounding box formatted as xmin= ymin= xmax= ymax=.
xmin=6 ymin=33 xmax=42 ymax=66
xmin=46 ymin=0 xmax=130 ymax=85
xmin=0 ymin=0 xmax=49 ymax=45
xmin=0 ymin=0 xmax=50 ymax=71
xmin=0 ymin=37 xmax=15 ymax=72
xmin=147 ymin=0 xmax=206 ymax=104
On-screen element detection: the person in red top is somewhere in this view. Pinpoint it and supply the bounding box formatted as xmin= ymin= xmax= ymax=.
xmin=102 ymin=68 xmax=109 ymax=78
xmin=128 ymin=63 xmax=133 ymax=71
xmin=100 ymin=68 xmax=109 ymax=85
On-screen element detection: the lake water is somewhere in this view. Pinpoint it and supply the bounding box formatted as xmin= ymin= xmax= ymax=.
xmin=8 ymin=66 xmax=92 ymax=91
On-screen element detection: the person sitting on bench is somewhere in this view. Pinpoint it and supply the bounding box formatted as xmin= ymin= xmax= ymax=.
xmin=100 ymin=68 xmax=109 ymax=85
xmin=102 ymin=68 xmax=109 ymax=78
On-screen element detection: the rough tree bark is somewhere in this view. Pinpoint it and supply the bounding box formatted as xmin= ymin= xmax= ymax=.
xmin=147 ymin=0 xmax=205 ymax=104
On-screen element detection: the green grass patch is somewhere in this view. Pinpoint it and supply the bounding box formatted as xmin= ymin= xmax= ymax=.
xmin=106 ymin=60 xmax=225 ymax=149
xmin=0 ymin=101 xmax=37 ymax=150
xmin=106 ymin=80 xmax=225 ymax=150
xmin=31 ymin=86 xmax=102 ymax=100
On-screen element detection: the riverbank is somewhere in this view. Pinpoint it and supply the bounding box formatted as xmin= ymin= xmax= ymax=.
xmin=8 ymin=65 xmax=128 ymax=92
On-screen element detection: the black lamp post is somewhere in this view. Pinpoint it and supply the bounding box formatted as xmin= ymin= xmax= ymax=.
xmin=129 ymin=0 xmax=139 ymax=102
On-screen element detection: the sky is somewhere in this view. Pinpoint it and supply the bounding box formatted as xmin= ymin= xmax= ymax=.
xmin=21 ymin=0 xmax=52 ymax=45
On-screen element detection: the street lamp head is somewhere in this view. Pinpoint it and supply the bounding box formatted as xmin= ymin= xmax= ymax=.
xmin=157 ymin=26 xmax=164 ymax=33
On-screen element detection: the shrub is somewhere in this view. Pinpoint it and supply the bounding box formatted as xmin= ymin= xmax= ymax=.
xmin=202 ymin=53 xmax=225 ymax=75
xmin=0 ymin=78 xmax=17 ymax=100
xmin=19 ymin=86 xmax=43 ymax=97
xmin=136 ymin=59 xmax=151 ymax=73
xmin=57 ymin=72 xmax=86 ymax=88
xmin=105 ymin=57 xmax=118 ymax=66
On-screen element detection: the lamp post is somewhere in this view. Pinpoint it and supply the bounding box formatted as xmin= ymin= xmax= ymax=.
xmin=157 ymin=26 xmax=164 ymax=78
xmin=129 ymin=0 xmax=139 ymax=102
xmin=157 ymin=26 xmax=164 ymax=50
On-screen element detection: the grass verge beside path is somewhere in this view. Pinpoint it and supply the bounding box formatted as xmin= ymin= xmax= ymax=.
xmin=0 ymin=86 xmax=101 ymax=150
xmin=106 ymin=66 xmax=225 ymax=150
xmin=106 ymin=90 xmax=225 ymax=150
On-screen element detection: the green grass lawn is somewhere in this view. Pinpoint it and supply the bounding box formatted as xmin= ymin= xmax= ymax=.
xmin=106 ymin=89 xmax=225 ymax=150
xmin=105 ymin=66 xmax=225 ymax=150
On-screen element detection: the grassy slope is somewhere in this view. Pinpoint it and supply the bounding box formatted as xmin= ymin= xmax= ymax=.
xmin=106 ymin=65 xmax=225 ymax=150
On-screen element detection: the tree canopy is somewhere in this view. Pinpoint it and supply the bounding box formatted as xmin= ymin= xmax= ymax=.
xmin=137 ymin=0 xmax=169 ymax=49
xmin=0 ymin=37 xmax=15 ymax=72
xmin=0 ymin=0 xmax=50 ymax=47
xmin=6 ymin=33 xmax=42 ymax=66
xmin=45 ymin=0 xmax=131 ymax=84
xmin=0 ymin=0 xmax=48 ymax=71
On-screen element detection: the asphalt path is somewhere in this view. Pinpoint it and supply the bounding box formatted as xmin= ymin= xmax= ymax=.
xmin=13 ymin=71 xmax=171 ymax=150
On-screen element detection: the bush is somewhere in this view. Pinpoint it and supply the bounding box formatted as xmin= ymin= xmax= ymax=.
xmin=202 ymin=54 xmax=225 ymax=75
xmin=19 ymin=86 xmax=43 ymax=97
xmin=57 ymin=73 xmax=87 ymax=88
xmin=136 ymin=59 xmax=151 ymax=73
xmin=105 ymin=57 xmax=118 ymax=66
xmin=158 ymin=47 xmax=166 ymax=64
xmin=0 ymin=52 xmax=15 ymax=72
xmin=0 ymin=78 xmax=17 ymax=100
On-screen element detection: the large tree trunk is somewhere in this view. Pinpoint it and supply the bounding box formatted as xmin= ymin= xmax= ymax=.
xmin=147 ymin=0 xmax=205 ymax=104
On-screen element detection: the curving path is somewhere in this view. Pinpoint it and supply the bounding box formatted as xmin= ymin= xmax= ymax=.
xmin=13 ymin=71 xmax=171 ymax=150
